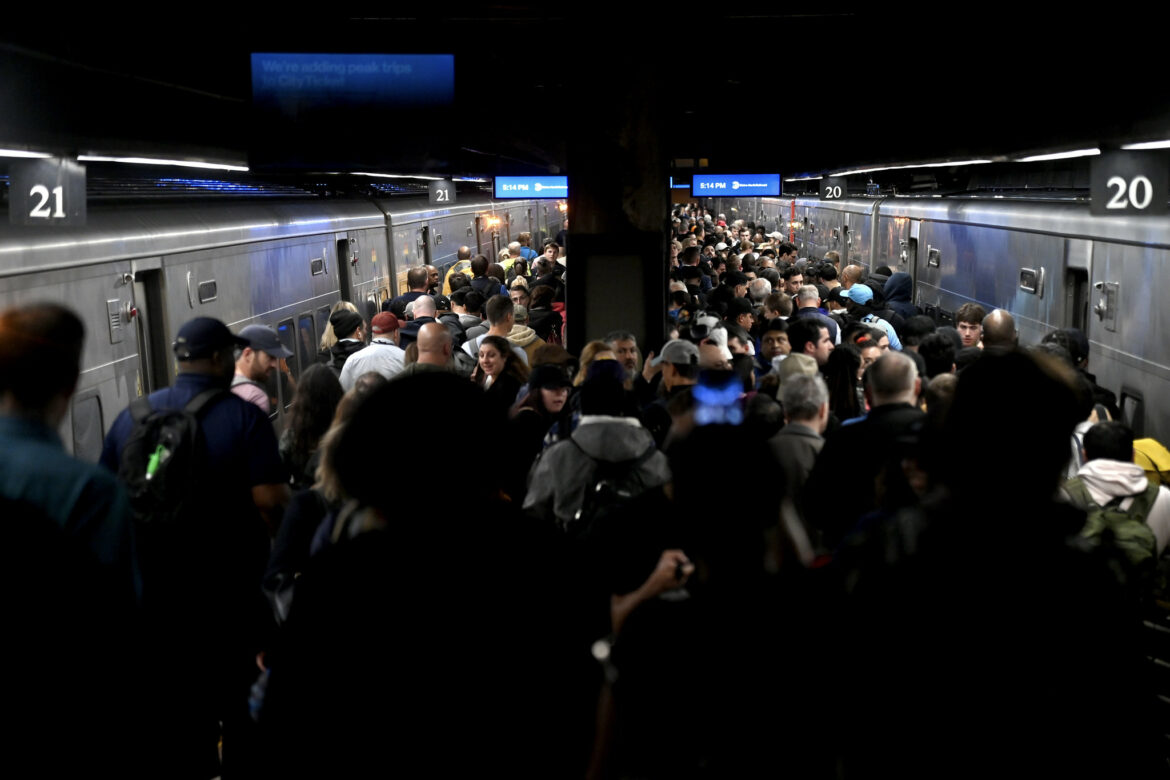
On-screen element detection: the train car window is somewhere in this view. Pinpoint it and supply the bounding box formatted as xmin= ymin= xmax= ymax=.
xmin=311 ymin=257 xmax=326 ymax=276
xmin=197 ymin=280 xmax=217 ymax=304
xmin=70 ymin=393 xmax=104 ymax=462
xmin=264 ymin=365 xmax=280 ymax=422
xmin=297 ymin=313 xmax=316 ymax=372
xmin=316 ymin=306 xmax=331 ymax=343
xmin=276 ymin=317 xmax=298 ymax=379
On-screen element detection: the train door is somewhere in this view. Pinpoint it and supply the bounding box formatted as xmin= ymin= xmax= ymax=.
xmin=419 ymin=225 xmax=432 ymax=265
xmin=335 ymin=236 xmax=355 ymax=302
xmin=1064 ymin=238 xmax=1092 ymax=335
xmin=130 ymin=259 xmax=172 ymax=393
xmin=904 ymin=220 xmax=921 ymax=289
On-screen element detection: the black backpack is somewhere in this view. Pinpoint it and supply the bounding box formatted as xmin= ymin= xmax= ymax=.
xmin=566 ymin=440 xmax=658 ymax=537
xmin=117 ymin=389 xmax=227 ymax=526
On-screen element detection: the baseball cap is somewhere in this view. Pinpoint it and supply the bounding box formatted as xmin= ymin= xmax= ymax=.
xmin=432 ymin=294 xmax=452 ymax=311
xmin=371 ymin=312 xmax=401 ymax=335
xmin=651 ymin=339 xmax=700 ymax=367
xmin=239 ymin=324 xmax=293 ymax=359
xmin=847 ymin=285 xmax=874 ymax=305
xmin=528 ymin=363 xmax=573 ymax=390
xmin=173 ymin=317 xmax=248 ymax=361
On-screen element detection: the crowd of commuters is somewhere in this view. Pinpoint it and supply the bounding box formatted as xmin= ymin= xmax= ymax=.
xmin=2 ymin=206 xmax=1170 ymax=777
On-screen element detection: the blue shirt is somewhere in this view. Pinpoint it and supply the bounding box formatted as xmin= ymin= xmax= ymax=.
xmin=0 ymin=414 xmax=141 ymax=603
xmin=101 ymin=373 xmax=286 ymax=505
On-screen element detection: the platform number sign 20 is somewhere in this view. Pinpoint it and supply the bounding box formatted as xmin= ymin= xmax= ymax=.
xmin=429 ymin=180 xmax=456 ymax=205
xmin=1090 ymin=151 xmax=1168 ymax=216
xmin=10 ymin=158 xmax=87 ymax=227
xmin=821 ymin=177 xmax=846 ymax=201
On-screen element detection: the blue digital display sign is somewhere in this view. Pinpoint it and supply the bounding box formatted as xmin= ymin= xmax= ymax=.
xmin=691 ymin=173 xmax=781 ymax=197
xmin=494 ymin=176 xmax=569 ymax=199
xmin=251 ymin=53 xmax=454 ymax=108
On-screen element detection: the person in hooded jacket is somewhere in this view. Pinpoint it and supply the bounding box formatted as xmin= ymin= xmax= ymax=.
xmin=528 ymin=284 xmax=563 ymax=344
xmin=506 ymin=305 xmax=547 ymax=365
xmin=883 ymin=271 xmax=920 ymax=321
xmin=326 ymin=309 xmax=366 ymax=377
xmin=523 ymin=361 xmax=670 ymax=532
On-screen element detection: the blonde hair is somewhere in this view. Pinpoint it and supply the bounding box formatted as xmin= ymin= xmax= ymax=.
xmin=573 ymin=340 xmax=617 ymax=386
xmin=319 ymin=300 xmax=360 ymax=351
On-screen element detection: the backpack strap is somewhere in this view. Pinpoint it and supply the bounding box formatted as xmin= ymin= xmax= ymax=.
xmin=1126 ymin=481 xmax=1162 ymax=519
xmin=1063 ymin=476 xmax=1096 ymax=508
xmin=130 ymin=396 xmax=154 ymax=425
xmin=184 ymin=388 xmax=228 ymax=417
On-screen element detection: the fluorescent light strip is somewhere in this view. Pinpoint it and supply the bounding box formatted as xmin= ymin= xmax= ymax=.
xmin=1014 ymin=148 xmax=1100 ymax=162
xmin=0 ymin=215 xmax=375 ymax=256
xmin=77 ymin=155 xmax=248 ymax=171
xmin=352 ymin=171 xmax=443 ymax=181
xmin=452 ymin=177 xmax=488 ymax=183
xmin=1121 ymin=139 xmax=1170 ymax=151
xmin=834 ymin=159 xmax=993 ymax=176
xmin=0 ymin=148 xmax=53 ymax=159
xmin=785 ymin=175 xmax=823 ymax=181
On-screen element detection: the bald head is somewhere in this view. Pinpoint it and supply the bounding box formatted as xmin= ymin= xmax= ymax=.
xmin=866 ymin=351 xmax=920 ymax=406
xmin=982 ymin=309 xmax=1017 ymax=349
xmin=416 ymin=322 xmax=453 ymax=365
xmin=457 ymin=246 xmax=472 ymax=261
xmin=412 ymin=295 xmax=437 ymax=319
xmin=841 ymin=265 xmax=864 ymax=288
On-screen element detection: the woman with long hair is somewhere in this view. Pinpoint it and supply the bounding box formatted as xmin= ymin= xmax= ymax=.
xmin=318 ymin=300 xmax=360 ymax=363
xmin=473 ymin=334 xmax=530 ymax=412
xmin=279 ymin=364 xmax=345 ymax=491
xmin=506 ymin=363 xmax=573 ymax=501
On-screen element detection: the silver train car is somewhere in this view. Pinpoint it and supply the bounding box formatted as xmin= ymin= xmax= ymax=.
xmin=707 ymin=194 xmax=1170 ymax=443
xmin=0 ymin=194 xmax=563 ymax=461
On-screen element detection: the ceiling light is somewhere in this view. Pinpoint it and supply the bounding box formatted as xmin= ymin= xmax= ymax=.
xmin=784 ymin=175 xmax=823 ymax=181
xmin=77 ymin=155 xmax=248 ymax=171
xmin=833 ymin=159 xmax=993 ymax=176
xmin=1014 ymin=148 xmax=1100 ymax=162
xmin=352 ymin=171 xmax=443 ymax=180
xmin=0 ymin=148 xmax=53 ymax=159
xmin=1120 ymin=140 xmax=1170 ymax=151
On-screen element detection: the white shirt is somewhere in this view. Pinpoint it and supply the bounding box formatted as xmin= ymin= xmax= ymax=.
xmin=338 ymin=339 xmax=406 ymax=391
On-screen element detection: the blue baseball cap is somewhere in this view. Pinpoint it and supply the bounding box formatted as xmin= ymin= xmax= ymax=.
xmin=847 ymin=284 xmax=874 ymax=305
xmin=239 ymin=324 xmax=293 ymax=359
xmin=173 ymin=317 xmax=248 ymax=361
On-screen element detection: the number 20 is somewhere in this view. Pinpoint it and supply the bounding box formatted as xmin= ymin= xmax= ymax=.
xmin=29 ymin=185 xmax=65 ymax=218
xmin=824 ymin=185 xmax=842 ymax=199
xmin=1105 ymin=175 xmax=1153 ymax=210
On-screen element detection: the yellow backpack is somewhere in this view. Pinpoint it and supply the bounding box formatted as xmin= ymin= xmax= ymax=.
xmin=1134 ymin=438 xmax=1170 ymax=486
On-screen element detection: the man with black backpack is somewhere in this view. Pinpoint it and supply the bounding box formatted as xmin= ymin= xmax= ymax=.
xmin=101 ymin=316 xmax=289 ymax=777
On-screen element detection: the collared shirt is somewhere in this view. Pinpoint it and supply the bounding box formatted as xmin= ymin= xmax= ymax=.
xmin=232 ymin=373 xmax=270 ymax=413
xmin=1 ymin=414 xmax=141 ymax=603
xmin=338 ymin=338 xmax=407 ymax=391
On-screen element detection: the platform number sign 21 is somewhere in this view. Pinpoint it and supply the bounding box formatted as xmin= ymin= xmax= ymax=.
xmin=429 ymin=180 xmax=455 ymax=205
xmin=9 ymin=158 xmax=87 ymax=227
xmin=1090 ymin=151 xmax=1168 ymax=216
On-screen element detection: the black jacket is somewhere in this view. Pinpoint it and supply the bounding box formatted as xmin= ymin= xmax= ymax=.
xmin=328 ymin=339 xmax=366 ymax=377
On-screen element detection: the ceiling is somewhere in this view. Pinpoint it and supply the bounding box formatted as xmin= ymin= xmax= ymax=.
xmin=3 ymin=8 xmax=1168 ymax=182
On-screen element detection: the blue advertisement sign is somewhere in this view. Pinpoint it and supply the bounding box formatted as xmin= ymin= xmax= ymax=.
xmin=691 ymin=173 xmax=780 ymax=197
xmin=494 ymin=176 xmax=569 ymax=199
xmin=251 ymin=53 xmax=455 ymax=108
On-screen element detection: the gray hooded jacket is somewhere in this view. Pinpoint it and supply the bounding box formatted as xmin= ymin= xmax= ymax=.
xmin=523 ymin=415 xmax=670 ymax=528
